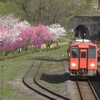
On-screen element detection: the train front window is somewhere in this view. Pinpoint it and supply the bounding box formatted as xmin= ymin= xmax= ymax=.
xmin=81 ymin=52 xmax=86 ymax=58
xmin=71 ymin=46 xmax=78 ymax=58
xmin=89 ymin=46 xmax=96 ymax=58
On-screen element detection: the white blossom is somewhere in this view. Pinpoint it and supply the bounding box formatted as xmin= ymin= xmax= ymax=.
xmin=0 ymin=14 xmax=30 ymax=44
xmin=47 ymin=23 xmax=66 ymax=39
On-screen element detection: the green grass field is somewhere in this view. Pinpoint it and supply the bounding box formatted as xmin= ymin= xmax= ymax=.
xmin=0 ymin=40 xmax=69 ymax=100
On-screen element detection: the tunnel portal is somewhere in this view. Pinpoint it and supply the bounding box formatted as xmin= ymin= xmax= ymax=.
xmin=70 ymin=16 xmax=100 ymax=41
xmin=75 ymin=25 xmax=89 ymax=39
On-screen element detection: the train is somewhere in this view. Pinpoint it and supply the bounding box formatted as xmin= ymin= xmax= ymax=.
xmin=67 ymin=39 xmax=98 ymax=76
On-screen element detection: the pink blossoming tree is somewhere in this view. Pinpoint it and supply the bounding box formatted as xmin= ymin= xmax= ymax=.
xmin=20 ymin=25 xmax=56 ymax=48
xmin=32 ymin=25 xmax=56 ymax=48
xmin=0 ymin=14 xmax=66 ymax=55
xmin=0 ymin=14 xmax=30 ymax=54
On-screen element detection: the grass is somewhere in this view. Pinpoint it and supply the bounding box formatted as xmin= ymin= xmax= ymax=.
xmin=0 ymin=55 xmax=35 ymax=99
xmin=0 ymin=37 xmax=69 ymax=61
xmin=0 ymin=41 xmax=69 ymax=100
xmin=37 ymin=62 xmax=66 ymax=92
xmin=58 ymin=37 xmax=70 ymax=43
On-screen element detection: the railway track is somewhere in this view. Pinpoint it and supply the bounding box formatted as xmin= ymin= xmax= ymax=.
xmin=22 ymin=62 xmax=70 ymax=100
xmin=76 ymin=79 xmax=99 ymax=100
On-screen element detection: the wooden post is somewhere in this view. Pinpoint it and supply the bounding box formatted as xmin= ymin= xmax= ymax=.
xmin=2 ymin=65 xmax=3 ymax=95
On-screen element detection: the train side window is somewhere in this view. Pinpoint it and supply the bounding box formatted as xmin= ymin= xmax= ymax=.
xmin=71 ymin=46 xmax=78 ymax=58
xmin=81 ymin=52 xmax=86 ymax=58
xmin=89 ymin=46 xmax=96 ymax=58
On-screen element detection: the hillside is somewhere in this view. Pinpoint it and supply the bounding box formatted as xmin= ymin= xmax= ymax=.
xmin=0 ymin=0 xmax=100 ymax=28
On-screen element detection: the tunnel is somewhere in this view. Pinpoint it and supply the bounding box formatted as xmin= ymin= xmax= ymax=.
xmin=75 ymin=25 xmax=89 ymax=39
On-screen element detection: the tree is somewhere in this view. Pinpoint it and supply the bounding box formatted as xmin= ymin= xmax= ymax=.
xmin=0 ymin=14 xmax=67 ymax=51
xmin=21 ymin=0 xmax=67 ymax=25
xmin=0 ymin=14 xmax=20 ymax=29
xmin=33 ymin=25 xmax=56 ymax=48
xmin=47 ymin=23 xmax=66 ymax=45
xmin=20 ymin=24 xmax=56 ymax=48
xmin=0 ymin=14 xmax=30 ymax=51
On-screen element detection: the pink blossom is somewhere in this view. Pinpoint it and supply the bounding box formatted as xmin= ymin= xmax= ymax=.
xmin=20 ymin=27 xmax=36 ymax=41
xmin=33 ymin=38 xmax=43 ymax=48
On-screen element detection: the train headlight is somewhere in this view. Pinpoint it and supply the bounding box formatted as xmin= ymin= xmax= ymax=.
xmin=71 ymin=63 xmax=76 ymax=67
xmin=90 ymin=63 xmax=95 ymax=67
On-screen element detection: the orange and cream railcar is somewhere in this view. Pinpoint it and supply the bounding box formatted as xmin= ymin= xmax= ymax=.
xmin=68 ymin=39 xmax=98 ymax=76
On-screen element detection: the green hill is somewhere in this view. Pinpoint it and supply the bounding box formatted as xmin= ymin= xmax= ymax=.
xmin=0 ymin=1 xmax=26 ymax=20
xmin=0 ymin=0 xmax=100 ymax=27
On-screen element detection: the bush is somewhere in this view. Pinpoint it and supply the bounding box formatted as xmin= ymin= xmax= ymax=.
xmin=0 ymin=45 xmax=62 ymax=60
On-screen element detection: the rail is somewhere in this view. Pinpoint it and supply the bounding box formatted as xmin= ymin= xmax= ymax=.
xmin=22 ymin=63 xmax=70 ymax=100
xmin=76 ymin=80 xmax=99 ymax=100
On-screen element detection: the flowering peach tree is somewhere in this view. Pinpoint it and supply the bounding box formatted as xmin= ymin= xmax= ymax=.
xmin=48 ymin=23 xmax=66 ymax=38
xmin=20 ymin=25 xmax=56 ymax=48
xmin=0 ymin=14 xmax=66 ymax=55
xmin=47 ymin=23 xmax=66 ymax=45
xmin=0 ymin=14 xmax=30 ymax=54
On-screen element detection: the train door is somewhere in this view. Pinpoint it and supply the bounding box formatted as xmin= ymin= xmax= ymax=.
xmin=79 ymin=49 xmax=88 ymax=69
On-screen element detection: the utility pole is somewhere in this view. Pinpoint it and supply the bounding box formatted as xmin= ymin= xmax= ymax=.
xmin=2 ymin=65 xmax=3 ymax=95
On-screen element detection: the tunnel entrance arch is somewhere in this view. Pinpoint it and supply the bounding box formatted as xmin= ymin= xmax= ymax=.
xmin=75 ymin=25 xmax=89 ymax=39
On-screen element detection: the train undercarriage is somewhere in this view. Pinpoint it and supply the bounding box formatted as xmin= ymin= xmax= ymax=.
xmin=70 ymin=69 xmax=97 ymax=76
